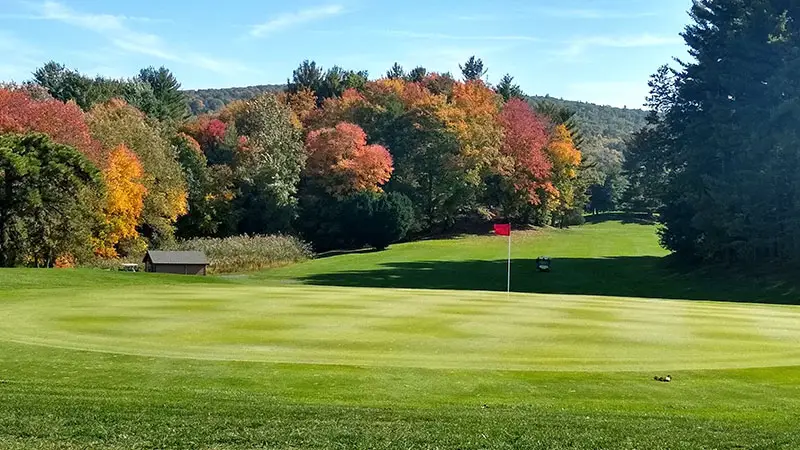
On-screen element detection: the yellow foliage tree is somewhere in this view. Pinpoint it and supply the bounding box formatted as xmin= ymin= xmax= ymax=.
xmin=544 ymin=124 xmax=582 ymax=217
xmin=438 ymin=80 xmax=503 ymax=184
xmin=94 ymin=145 xmax=147 ymax=258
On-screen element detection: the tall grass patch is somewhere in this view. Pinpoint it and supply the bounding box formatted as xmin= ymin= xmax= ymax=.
xmin=172 ymin=235 xmax=312 ymax=274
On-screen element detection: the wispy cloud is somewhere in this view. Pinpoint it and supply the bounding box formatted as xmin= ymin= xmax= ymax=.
xmin=387 ymin=30 xmax=540 ymax=42
xmin=30 ymin=1 xmax=247 ymax=74
xmin=559 ymin=34 xmax=681 ymax=58
xmin=250 ymin=4 xmax=344 ymax=38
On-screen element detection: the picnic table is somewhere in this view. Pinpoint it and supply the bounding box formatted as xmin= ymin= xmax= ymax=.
xmin=120 ymin=263 xmax=139 ymax=272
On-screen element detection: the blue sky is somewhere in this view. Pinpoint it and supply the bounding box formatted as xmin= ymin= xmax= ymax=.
xmin=0 ymin=0 xmax=691 ymax=108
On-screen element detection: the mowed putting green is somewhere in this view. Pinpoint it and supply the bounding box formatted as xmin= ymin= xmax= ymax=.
xmin=2 ymin=218 xmax=800 ymax=449
xmin=3 ymin=285 xmax=800 ymax=372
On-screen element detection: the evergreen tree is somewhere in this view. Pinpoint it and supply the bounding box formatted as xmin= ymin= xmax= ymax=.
xmin=0 ymin=133 xmax=100 ymax=266
xmin=459 ymin=56 xmax=487 ymax=81
xmin=406 ymin=67 xmax=427 ymax=83
xmin=656 ymin=0 xmax=800 ymax=262
xmin=386 ymin=63 xmax=405 ymax=80
xmin=496 ymin=74 xmax=524 ymax=101
xmin=137 ymin=66 xmax=190 ymax=123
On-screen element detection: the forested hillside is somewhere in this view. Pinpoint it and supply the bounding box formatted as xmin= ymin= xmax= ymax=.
xmin=184 ymin=84 xmax=283 ymax=115
xmin=183 ymin=86 xmax=647 ymax=214
xmin=184 ymin=87 xmax=647 ymax=142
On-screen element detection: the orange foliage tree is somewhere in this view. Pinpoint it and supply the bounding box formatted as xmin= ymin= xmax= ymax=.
xmin=438 ymin=80 xmax=503 ymax=184
xmin=87 ymin=99 xmax=187 ymax=244
xmin=305 ymin=122 xmax=393 ymax=197
xmin=94 ymin=145 xmax=147 ymax=258
xmin=278 ymin=88 xmax=318 ymax=128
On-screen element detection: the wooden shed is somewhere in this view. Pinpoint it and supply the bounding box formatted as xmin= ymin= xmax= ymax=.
xmin=143 ymin=251 xmax=209 ymax=276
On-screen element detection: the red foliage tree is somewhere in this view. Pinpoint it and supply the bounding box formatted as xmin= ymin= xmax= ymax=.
xmin=182 ymin=115 xmax=228 ymax=149
xmin=498 ymin=98 xmax=552 ymax=204
xmin=0 ymin=88 xmax=103 ymax=165
xmin=305 ymin=122 xmax=393 ymax=196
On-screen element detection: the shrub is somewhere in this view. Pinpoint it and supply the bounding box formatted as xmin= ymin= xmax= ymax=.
xmin=362 ymin=192 xmax=414 ymax=250
xmin=170 ymin=234 xmax=312 ymax=274
xmin=298 ymin=191 xmax=415 ymax=252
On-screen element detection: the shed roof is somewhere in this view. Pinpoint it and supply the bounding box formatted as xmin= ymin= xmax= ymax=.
xmin=144 ymin=251 xmax=208 ymax=265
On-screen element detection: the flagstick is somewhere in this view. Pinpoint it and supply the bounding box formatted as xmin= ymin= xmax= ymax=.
xmin=507 ymin=232 xmax=511 ymax=297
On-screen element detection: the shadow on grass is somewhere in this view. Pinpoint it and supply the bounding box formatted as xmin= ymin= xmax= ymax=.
xmin=585 ymin=212 xmax=657 ymax=226
xmin=316 ymin=248 xmax=382 ymax=259
xmin=301 ymin=257 xmax=800 ymax=305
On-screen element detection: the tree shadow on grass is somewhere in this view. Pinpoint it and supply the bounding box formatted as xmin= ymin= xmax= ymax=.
xmin=300 ymin=257 xmax=800 ymax=305
xmin=585 ymin=213 xmax=657 ymax=226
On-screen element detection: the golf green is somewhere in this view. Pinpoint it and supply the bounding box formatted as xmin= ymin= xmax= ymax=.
xmin=2 ymin=219 xmax=800 ymax=449
xmin=2 ymin=285 xmax=800 ymax=372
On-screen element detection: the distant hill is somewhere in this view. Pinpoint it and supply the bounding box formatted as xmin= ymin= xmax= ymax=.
xmin=184 ymin=86 xmax=647 ymax=141
xmin=528 ymin=95 xmax=648 ymax=143
xmin=183 ymin=84 xmax=284 ymax=115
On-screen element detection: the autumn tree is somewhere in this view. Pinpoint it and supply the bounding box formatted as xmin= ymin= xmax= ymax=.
xmin=439 ymin=80 xmax=503 ymax=186
xmin=492 ymin=98 xmax=552 ymax=219
xmin=87 ymin=99 xmax=187 ymax=244
xmin=95 ymin=145 xmax=147 ymax=258
xmin=305 ymin=122 xmax=393 ymax=197
xmin=0 ymin=88 xmax=103 ymax=165
xmin=278 ymin=88 xmax=318 ymax=128
xmin=545 ymin=124 xmax=583 ymax=227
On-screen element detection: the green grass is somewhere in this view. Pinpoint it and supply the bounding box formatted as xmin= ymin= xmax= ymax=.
xmin=2 ymin=217 xmax=800 ymax=449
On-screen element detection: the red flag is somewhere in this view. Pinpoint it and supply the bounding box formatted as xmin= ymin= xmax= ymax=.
xmin=494 ymin=223 xmax=511 ymax=236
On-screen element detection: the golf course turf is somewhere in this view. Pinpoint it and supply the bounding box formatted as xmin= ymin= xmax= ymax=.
xmin=1 ymin=218 xmax=800 ymax=449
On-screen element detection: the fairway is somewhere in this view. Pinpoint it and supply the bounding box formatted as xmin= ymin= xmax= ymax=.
xmin=2 ymin=220 xmax=800 ymax=449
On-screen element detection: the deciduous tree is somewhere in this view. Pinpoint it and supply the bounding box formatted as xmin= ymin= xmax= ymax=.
xmin=305 ymin=122 xmax=393 ymax=197
xmin=95 ymin=145 xmax=147 ymax=258
xmin=87 ymin=99 xmax=187 ymax=244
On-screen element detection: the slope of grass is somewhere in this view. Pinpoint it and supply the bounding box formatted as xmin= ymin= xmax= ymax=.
xmin=2 ymin=218 xmax=800 ymax=449
xmin=260 ymin=219 xmax=799 ymax=304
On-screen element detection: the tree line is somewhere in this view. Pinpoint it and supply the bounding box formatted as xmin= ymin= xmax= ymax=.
xmin=0 ymin=56 xmax=590 ymax=265
xmin=623 ymin=0 xmax=800 ymax=265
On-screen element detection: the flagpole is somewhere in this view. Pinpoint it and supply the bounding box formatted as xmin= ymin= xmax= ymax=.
xmin=507 ymin=231 xmax=511 ymax=296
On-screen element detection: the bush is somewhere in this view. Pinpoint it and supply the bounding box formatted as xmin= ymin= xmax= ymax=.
xmin=170 ymin=234 xmax=312 ymax=274
xmin=298 ymin=191 xmax=415 ymax=252
xmin=363 ymin=192 xmax=414 ymax=250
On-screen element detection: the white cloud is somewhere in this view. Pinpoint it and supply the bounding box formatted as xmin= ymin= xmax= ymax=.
xmin=250 ymin=5 xmax=344 ymax=37
xmin=559 ymin=34 xmax=682 ymax=58
xmin=32 ymin=1 xmax=246 ymax=74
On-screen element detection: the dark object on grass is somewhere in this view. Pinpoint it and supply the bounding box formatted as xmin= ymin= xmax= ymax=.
xmin=537 ymin=257 xmax=551 ymax=272
xmin=654 ymin=375 xmax=672 ymax=383
xmin=143 ymin=251 xmax=209 ymax=276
